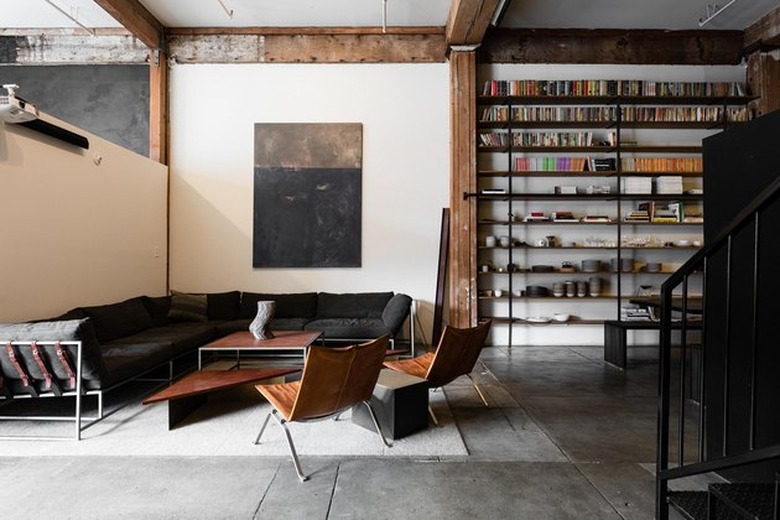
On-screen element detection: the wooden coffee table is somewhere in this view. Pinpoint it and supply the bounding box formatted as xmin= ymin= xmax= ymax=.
xmin=198 ymin=330 xmax=324 ymax=369
xmin=143 ymin=367 xmax=300 ymax=429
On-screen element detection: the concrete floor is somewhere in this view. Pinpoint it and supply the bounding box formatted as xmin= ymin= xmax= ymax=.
xmin=0 ymin=345 xmax=673 ymax=519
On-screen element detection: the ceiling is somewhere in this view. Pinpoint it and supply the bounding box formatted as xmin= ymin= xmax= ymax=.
xmin=2 ymin=0 xmax=778 ymax=31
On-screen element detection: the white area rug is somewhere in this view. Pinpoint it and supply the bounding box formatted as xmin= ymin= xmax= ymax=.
xmin=0 ymin=383 xmax=468 ymax=458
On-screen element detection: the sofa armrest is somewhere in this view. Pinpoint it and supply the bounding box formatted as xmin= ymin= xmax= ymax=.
xmin=381 ymin=293 xmax=412 ymax=337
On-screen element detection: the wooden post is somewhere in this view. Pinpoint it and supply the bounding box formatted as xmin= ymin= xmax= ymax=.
xmin=449 ymin=48 xmax=478 ymax=328
xmin=149 ymin=49 xmax=169 ymax=164
xmin=747 ymin=52 xmax=780 ymax=118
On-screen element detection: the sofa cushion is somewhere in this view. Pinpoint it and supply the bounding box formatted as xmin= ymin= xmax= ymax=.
xmin=304 ymin=318 xmax=390 ymax=340
xmin=240 ymin=292 xmax=317 ymax=320
xmin=206 ymin=291 xmax=241 ymax=320
xmin=106 ymin=322 xmax=218 ymax=357
xmin=142 ymin=296 xmax=172 ymax=327
xmin=382 ymin=293 xmax=412 ymax=335
xmin=168 ymin=291 xmax=208 ymax=322
xmin=315 ymin=292 xmax=394 ymax=319
xmin=0 ymin=319 xmax=107 ymax=384
xmin=79 ymin=298 xmax=154 ymax=343
xmin=97 ymin=342 xmax=172 ymax=389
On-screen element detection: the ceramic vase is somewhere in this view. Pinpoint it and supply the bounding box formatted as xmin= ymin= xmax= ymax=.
xmin=249 ymin=301 xmax=275 ymax=340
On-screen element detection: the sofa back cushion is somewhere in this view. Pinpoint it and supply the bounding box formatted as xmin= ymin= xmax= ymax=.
xmin=142 ymin=296 xmax=172 ymax=327
xmin=0 ymin=318 xmax=107 ymax=383
xmin=168 ymin=291 xmax=208 ymax=322
xmin=240 ymin=292 xmax=318 ymax=319
xmin=316 ymin=292 xmax=394 ymax=319
xmin=206 ymin=291 xmax=241 ymax=320
xmin=79 ymin=297 xmax=154 ymax=343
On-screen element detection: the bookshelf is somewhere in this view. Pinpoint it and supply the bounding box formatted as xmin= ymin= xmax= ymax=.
xmin=471 ymin=78 xmax=753 ymax=347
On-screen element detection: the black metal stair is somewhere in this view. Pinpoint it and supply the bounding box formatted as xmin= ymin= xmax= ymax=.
xmin=668 ymin=483 xmax=778 ymax=520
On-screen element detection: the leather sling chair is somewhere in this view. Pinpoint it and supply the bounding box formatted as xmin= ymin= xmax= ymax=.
xmin=383 ymin=320 xmax=492 ymax=425
xmin=254 ymin=335 xmax=391 ymax=482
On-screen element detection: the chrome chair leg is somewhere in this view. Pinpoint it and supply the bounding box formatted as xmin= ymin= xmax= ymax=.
xmin=467 ymin=373 xmax=490 ymax=407
xmin=271 ymin=411 xmax=308 ymax=482
xmin=428 ymin=405 xmax=439 ymax=426
xmin=254 ymin=411 xmax=272 ymax=445
xmin=361 ymin=401 xmax=392 ymax=448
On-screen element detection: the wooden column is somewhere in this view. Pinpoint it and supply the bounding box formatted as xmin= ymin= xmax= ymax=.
xmin=149 ymin=50 xmax=169 ymax=164
xmin=747 ymin=52 xmax=780 ymax=118
xmin=449 ymin=48 xmax=478 ymax=328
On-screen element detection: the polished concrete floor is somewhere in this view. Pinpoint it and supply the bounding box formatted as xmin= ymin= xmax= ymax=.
xmin=0 ymin=345 xmax=678 ymax=519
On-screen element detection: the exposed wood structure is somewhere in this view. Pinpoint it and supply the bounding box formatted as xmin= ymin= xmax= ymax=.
xmin=167 ymin=26 xmax=444 ymax=36
xmin=479 ymin=29 xmax=744 ymax=64
xmin=744 ymin=5 xmax=780 ymax=52
xmin=168 ymin=33 xmax=447 ymax=63
xmin=0 ymin=34 xmax=149 ymax=64
xmin=747 ymin=52 xmax=780 ymax=117
xmin=93 ymin=0 xmax=165 ymax=50
xmin=446 ymin=0 xmax=501 ymax=45
xmin=449 ymin=49 xmax=478 ymax=328
xmin=149 ymin=50 xmax=169 ymax=164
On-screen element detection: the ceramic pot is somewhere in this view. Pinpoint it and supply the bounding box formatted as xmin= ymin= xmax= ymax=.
xmin=249 ymin=301 xmax=276 ymax=340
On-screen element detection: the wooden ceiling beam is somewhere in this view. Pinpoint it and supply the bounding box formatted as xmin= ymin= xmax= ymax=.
xmin=446 ymin=0 xmax=502 ymax=46
xmin=480 ymin=29 xmax=744 ymax=64
xmin=93 ymin=0 xmax=165 ymax=49
xmin=167 ymin=26 xmax=444 ymax=36
xmin=744 ymin=5 xmax=780 ymax=52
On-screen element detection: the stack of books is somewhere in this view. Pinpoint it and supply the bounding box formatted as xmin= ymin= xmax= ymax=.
xmin=656 ymin=176 xmax=684 ymax=194
xmin=524 ymin=212 xmax=549 ymax=222
xmin=552 ymin=211 xmax=578 ymax=222
xmin=590 ymin=158 xmax=616 ymax=171
xmin=621 ymin=306 xmax=655 ymax=321
xmin=624 ymin=208 xmax=651 ymax=222
xmin=621 ymin=176 xmax=653 ymax=194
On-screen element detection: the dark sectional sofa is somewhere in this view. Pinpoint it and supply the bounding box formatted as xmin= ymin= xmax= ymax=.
xmin=0 ymin=290 xmax=412 ymax=438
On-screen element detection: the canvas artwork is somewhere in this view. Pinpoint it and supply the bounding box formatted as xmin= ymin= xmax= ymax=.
xmin=253 ymin=123 xmax=362 ymax=268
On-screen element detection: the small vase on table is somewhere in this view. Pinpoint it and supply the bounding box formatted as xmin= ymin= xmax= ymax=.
xmin=249 ymin=301 xmax=276 ymax=340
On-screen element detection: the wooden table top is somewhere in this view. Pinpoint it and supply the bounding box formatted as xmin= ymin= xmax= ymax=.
xmin=200 ymin=330 xmax=324 ymax=350
xmin=143 ymin=367 xmax=300 ymax=404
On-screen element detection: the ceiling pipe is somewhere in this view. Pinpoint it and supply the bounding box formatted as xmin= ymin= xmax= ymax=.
xmin=217 ymin=0 xmax=234 ymax=19
xmin=41 ymin=0 xmax=95 ymax=34
xmin=698 ymin=0 xmax=738 ymax=27
xmin=381 ymin=0 xmax=388 ymax=33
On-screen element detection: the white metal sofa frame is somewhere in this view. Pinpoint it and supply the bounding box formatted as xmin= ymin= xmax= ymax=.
xmin=0 ymin=340 xmax=172 ymax=441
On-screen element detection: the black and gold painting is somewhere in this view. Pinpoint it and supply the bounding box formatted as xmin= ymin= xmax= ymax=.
xmin=253 ymin=123 xmax=362 ymax=267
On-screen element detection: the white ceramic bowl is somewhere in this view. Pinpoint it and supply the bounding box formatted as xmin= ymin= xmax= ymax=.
xmin=552 ymin=313 xmax=570 ymax=322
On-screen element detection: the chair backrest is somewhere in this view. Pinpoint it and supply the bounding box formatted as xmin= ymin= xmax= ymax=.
xmin=424 ymin=320 xmax=492 ymax=388
xmin=288 ymin=335 xmax=389 ymax=422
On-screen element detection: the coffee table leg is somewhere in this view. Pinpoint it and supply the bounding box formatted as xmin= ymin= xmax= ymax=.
xmin=168 ymin=394 xmax=207 ymax=430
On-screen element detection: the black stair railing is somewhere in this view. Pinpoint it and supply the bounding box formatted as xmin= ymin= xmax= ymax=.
xmin=656 ymin=174 xmax=780 ymax=519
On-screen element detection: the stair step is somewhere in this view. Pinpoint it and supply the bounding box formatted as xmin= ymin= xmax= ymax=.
xmin=709 ymin=483 xmax=775 ymax=520
xmin=668 ymin=491 xmax=709 ymax=520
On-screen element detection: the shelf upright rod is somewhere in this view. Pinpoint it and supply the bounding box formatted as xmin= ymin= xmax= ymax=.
xmin=507 ymin=100 xmax=514 ymax=349
xmin=616 ymin=99 xmax=624 ymax=321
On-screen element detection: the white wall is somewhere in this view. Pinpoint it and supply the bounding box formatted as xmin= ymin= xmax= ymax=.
xmin=0 ymin=113 xmax=168 ymax=322
xmin=168 ymin=64 xmax=450 ymax=343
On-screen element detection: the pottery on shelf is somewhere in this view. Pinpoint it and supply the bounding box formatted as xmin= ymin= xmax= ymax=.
xmin=249 ymin=300 xmax=276 ymax=340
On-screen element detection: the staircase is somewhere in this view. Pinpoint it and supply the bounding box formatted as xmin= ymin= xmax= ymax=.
xmin=656 ymin=176 xmax=780 ymax=520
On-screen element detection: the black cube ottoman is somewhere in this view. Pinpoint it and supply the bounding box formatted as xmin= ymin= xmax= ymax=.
xmin=352 ymin=368 xmax=428 ymax=440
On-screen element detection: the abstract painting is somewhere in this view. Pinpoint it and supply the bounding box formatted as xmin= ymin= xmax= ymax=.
xmin=253 ymin=123 xmax=362 ymax=267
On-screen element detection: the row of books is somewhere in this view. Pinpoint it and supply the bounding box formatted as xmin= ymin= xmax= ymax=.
xmin=480 ymin=106 xmax=750 ymax=124
xmin=510 ymin=106 xmax=617 ymax=122
xmin=507 ymin=156 xmax=701 ymax=173
xmin=623 ymin=157 xmax=703 ymax=172
xmin=622 ymin=106 xmax=749 ymax=123
xmin=481 ymin=79 xmax=747 ymax=98
xmin=513 ymin=132 xmax=594 ymax=147
xmin=513 ymin=156 xmax=590 ymax=171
